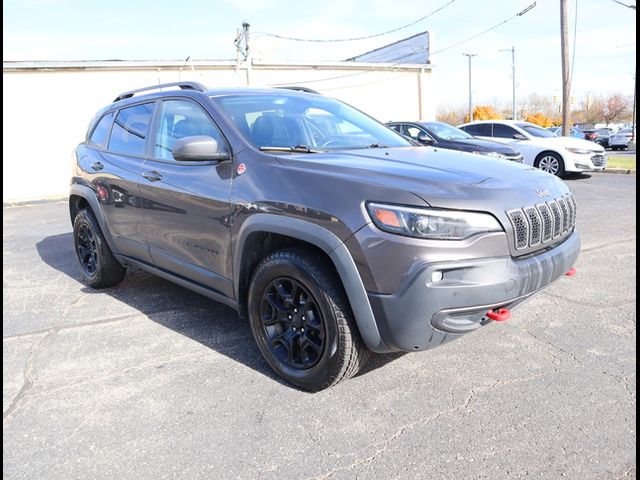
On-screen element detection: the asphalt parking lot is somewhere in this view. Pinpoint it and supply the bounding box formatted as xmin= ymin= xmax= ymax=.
xmin=3 ymin=173 xmax=636 ymax=480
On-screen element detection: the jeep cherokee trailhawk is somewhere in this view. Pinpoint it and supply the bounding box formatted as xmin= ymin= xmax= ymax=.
xmin=70 ymin=82 xmax=580 ymax=391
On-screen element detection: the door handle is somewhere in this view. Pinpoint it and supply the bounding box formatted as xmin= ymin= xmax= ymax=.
xmin=90 ymin=161 xmax=104 ymax=171
xmin=142 ymin=170 xmax=163 ymax=182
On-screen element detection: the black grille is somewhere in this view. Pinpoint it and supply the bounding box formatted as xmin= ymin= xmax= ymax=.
xmin=507 ymin=193 xmax=577 ymax=252
xmin=591 ymin=154 xmax=606 ymax=166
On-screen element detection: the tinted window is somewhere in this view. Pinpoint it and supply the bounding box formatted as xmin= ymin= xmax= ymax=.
xmin=461 ymin=124 xmax=491 ymax=136
xmin=516 ymin=123 xmax=557 ymax=138
xmin=154 ymin=100 xmax=225 ymax=161
xmin=89 ymin=112 xmax=114 ymax=148
xmin=423 ymin=122 xmax=473 ymax=140
xmin=108 ymin=103 xmax=155 ymax=156
xmin=405 ymin=126 xmax=425 ymax=140
xmin=492 ymin=124 xmax=519 ymax=139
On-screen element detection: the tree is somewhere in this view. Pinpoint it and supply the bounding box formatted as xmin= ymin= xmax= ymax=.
xmin=524 ymin=113 xmax=555 ymax=127
xmin=436 ymin=107 xmax=467 ymax=126
xmin=601 ymin=93 xmax=631 ymax=125
xmin=465 ymin=105 xmax=501 ymax=122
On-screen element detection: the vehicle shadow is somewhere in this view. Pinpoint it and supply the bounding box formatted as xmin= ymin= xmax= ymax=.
xmin=563 ymin=173 xmax=592 ymax=181
xmin=36 ymin=232 xmax=402 ymax=389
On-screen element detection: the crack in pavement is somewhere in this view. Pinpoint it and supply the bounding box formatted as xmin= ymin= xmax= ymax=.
xmin=515 ymin=322 xmax=636 ymax=404
xmin=307 ymin=372 xmax=554 ymax=480
xmin=2 ymin=303 xmax=212 ymax=340
xmin=540 ymin=291 xmax=636 ymax=309
xmin=579 ymin=237 xmax=635 ymax=254
xmin=3 ymin=297 xmax=211 ymax=423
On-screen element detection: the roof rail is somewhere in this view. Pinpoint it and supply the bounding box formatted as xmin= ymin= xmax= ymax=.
xmin=275 ymin=86 xmax=321 ymax=95
xmin=113 ymin=81 xmax=207 ymax=102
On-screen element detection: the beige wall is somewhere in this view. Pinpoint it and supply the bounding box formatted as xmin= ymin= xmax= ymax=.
xmin=2 ymin=62 xmax=434 ymax=202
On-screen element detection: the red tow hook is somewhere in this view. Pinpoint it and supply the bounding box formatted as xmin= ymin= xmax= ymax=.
xmin=565 ymin=267 xmax=577 ymax=277
xmin=486 ymin=308 xmax=512 ymax=322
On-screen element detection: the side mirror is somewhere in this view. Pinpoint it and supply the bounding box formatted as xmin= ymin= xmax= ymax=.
xmin=513 ymin=133 xmax=527 ymax=140
xmin=417 ymin=133 xmax=436 ymax=145
xmin=172 ymin=136 xmax=230 ymax=162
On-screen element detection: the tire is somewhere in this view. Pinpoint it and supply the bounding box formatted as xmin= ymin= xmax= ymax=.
xmin=73 ymin=208 xmax=126 ymax=288
xmin=248 ymin=247 xmax=369 ymax=391
xmin=535 ymin=152 xmax=565 ymax=177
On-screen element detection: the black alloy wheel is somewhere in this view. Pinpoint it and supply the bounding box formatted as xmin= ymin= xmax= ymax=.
xmin=260 ymin=277 xmax=325 ymax=369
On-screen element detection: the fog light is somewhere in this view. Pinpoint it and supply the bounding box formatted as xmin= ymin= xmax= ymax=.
xmin=574 ymin=163 xmax=589 ymax=170
xmin=431 ymin=271 xmax=443 ymax=283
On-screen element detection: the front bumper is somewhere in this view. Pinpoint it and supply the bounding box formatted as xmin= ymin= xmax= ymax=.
xmin=565 ymin=151 xmax=607 ymax=172
xmin=368 ymin=231 xmax=580 ymax=352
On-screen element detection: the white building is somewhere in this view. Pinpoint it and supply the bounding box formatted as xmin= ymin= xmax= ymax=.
xmin=2 ymin=59 xmax=434 ymax=202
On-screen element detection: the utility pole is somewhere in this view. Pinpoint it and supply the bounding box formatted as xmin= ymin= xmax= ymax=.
xmin=500 ymin=46 xmax=517 ymax=119
xmin=233 ymin=22 xmax=252 ymax=85
xmin=632 ymin=66 xmax=636 ymax=142
xmin=462 ymin=53 xmax=477 ymax=122
xmin=560 ymin=0 xmax=571 ymax=136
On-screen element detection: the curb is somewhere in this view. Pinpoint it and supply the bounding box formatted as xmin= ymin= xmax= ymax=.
xmin=601 ymin=169 xmax=636 ymax=175
xmin=3 ymin=196 xmax=68 ymax=208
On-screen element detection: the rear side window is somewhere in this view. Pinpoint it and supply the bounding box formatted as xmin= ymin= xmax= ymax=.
xmin=461 ymin=124 xmax=491 ymax=136
xmin=108 ymin=103 xmax=155 ymax=156
xmin=492 ymin=124 xmax=518 ymax=138
xmin=88 ymin=112 xmax=114 ymax=148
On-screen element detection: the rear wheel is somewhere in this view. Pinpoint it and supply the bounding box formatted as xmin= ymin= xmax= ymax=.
xmin=248 ymin=247 xmax=369 ymax=391
xmin=535 ymin=152 xmax=565 ymax=177
xmin=73 ymin=209 xmax=126 ymax=288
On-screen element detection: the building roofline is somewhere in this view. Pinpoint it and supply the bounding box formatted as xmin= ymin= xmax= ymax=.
xmin=3 ymin=59 xmax=432 ymax=72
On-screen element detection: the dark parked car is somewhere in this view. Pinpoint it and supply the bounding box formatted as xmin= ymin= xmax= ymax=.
xmin=71 ymin=82 xmax=580 ymax=390
xmin=583 ymin=128 xmax=611 ymax=147
xmin=387 ymin=121 xmax=523 ymax=162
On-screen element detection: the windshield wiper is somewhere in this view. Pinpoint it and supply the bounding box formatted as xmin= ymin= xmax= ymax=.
xmin=367 ymin=143 xmax=388 ymax=149
xmin=259 ymin=145 xmax=321 ymax=153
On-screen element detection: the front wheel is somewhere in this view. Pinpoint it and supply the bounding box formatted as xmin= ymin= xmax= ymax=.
xmin=535 ymin=152 xmax=565 ymax=177
xmin=248 ymin=248 xmax=369 ymax=391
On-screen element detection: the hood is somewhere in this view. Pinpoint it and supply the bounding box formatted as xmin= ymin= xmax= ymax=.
xmin=529 ymin=136 xmax=605 ymax=152
xmin=442 ymin=138 xmax=520 ymax=155
xmin=277 ymin=146 xmax=569 ymax=211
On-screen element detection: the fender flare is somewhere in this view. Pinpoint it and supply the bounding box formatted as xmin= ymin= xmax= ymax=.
xmin=234 ymin=214 xmax=389 ymax=352
xmin=69 ymin=183 xmax=118 ymax=254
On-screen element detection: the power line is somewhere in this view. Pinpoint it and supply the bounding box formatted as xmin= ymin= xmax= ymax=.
xmin=269 ymin=3 xmax=536 ymax=88
xmin=611 ymin=0 xmax=636 ymax=9
xmin=569 ymin=0 xmax=578 ymax=87
xmin=256 ymin=0 xmax=456 ymax=43
xmin=431 ymin=2 xmax=536 ymax=56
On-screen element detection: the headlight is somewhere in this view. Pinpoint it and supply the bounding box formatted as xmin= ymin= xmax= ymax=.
xmin=473 ymin=151 xmax=503 ymax=159
xmin=367 ymin=203 xmax=503 ymax=240
xmin=565 ymin=147 xmax=591 ymax=155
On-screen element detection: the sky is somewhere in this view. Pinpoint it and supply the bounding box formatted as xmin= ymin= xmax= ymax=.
xmin=3 ymin=0 xmax=636 ymax=107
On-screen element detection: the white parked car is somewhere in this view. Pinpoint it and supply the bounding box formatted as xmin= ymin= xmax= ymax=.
xmin=609 ymin=128 xmax=634 ymax=150
xmin=458 ymin=120 xmax=607 ymax=177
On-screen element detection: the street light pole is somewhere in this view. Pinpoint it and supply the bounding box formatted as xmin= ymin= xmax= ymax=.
xmin=462 ymin=53 xmax=477 ymax=122
xmin=500 ymin=46 xmax=516 ymax=119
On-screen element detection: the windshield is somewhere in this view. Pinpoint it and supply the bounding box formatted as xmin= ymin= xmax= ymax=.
xmin=516 ymin=122 xmax=557 ymax=138
xmin=212 ymin=94 xmax=411 ymax=150
xmin=423 ymin=122 xmax=473 ymax=140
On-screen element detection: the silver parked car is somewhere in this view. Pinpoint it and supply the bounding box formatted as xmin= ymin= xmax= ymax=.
xmin=609 ymin=128 xmax=635 ymax=150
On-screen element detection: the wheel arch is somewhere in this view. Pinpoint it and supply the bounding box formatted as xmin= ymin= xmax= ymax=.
xmin=69 ymin=184 xmax=118 ymax=253
xmin=234 ymin=214 xmax=389 ymax=352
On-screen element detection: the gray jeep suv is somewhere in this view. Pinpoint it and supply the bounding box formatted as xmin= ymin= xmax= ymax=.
xmin=70 ymin=82 xmax=580 ymax=391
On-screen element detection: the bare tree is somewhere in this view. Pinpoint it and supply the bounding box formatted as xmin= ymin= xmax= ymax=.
xmin=601 ymin=94 xmax=632 ymax=125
